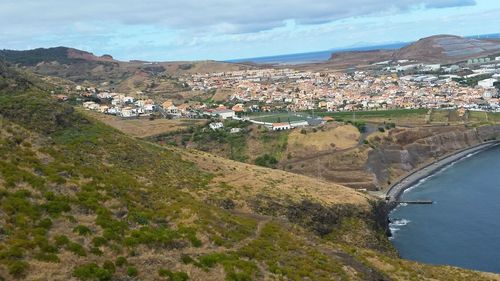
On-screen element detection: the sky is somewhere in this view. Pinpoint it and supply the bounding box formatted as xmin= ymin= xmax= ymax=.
xmin=0 ymin=0 xmax=499 ymax=61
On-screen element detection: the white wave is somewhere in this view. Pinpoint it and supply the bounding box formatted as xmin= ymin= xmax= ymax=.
xmin=389 ymin=226 xmax=400 ymax=233
xmin=391 ymin=219 xmax=411 ymax=226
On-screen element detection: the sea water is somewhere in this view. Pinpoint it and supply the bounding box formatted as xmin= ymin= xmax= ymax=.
xmin=390 ymin=145 xmax=500 ymax=273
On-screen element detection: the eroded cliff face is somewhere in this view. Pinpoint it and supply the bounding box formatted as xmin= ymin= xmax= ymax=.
xmin=367 ymin=125 xmax=500 ymax=187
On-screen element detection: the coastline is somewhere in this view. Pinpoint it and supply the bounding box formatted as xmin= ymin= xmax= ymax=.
xmin=384 ymin=140 xmax=500 ymax=204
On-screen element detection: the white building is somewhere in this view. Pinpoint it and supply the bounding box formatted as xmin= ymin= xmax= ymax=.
xmin=212 ymin=109 xmax=236 ymax=119
xmin=230 ymin=128 xmax=242 ymax=134
xmin=271 ymin=123 xmax=291 ymax=131
xmin=83 ymin=101 xmax=99 ymax=111
xmin=478 ymin=78 xmax=498 ymax=89
xmin=209 ymin=122 xmax=224 ymax=131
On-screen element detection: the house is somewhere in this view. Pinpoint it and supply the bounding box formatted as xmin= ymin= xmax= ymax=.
xmin=478 ymin=78 xmax=497 ymax=89
xmin=457 ymin=107 xmax=470 ymax=117
xmin=123 ymin=96 xmax=135 ymax=103
xmin=271 ymin=123 xmax=291 ymax=131
xmin=212 ymin=109 xmax=236 ymax=119
xmin=322 ymin=116 xmax=334 ymax=122
xmin=230 ymin=128 xmax=242 ymax=134
xmin=209 ymin=122 xmax=224 ymax=131
xmin=177 ymin=103 xmax=191 ymax=115
xmin=98 ymin=105 xmax=109 ymax=113
xmin=120 ymin=107 xmax=137 ymax=118
xmin=83 ymin=101 xmax=99 ymax=111
xmin=231 ymin=104 xmax=245 ymax=113
xmin=162 ymin=100 xmax=180 ymax=115
xmin=289 ymin=120 xmax=309 ymax=128
xmin=55 ymin=94 xmax=68 ymax=101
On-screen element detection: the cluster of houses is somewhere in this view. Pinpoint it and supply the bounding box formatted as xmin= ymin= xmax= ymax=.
xmin=82 ymin=94 xmax=155 ymax=118
xmin=77 ymin=53 xmax=500 ymax=127
xmin=177 ymin=57 xmax=500 ymax=113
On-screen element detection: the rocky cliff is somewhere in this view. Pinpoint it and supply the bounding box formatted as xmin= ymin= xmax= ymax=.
xmin=367 ymin=125 xmax=500 ymax=187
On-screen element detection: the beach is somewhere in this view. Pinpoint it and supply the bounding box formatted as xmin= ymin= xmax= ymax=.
xmin=385 ymin=140 xmax=500 ymax=203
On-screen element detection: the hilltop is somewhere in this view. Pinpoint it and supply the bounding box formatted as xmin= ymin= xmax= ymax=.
xmin=0 ymin=47 xmax=255 ymax=103
xmin=2 ymin=60 xmax=500 ymax=280
xmin=328 ymin=34 xmax=500 ymax=67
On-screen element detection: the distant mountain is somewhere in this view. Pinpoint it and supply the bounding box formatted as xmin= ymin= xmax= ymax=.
xmin=329 ymin=34 xmax=500 ymax=66
xmin=0 ymin=47 xmax=115 ymax=66
xmin=394 ymin=34 xmax=500 ymax=63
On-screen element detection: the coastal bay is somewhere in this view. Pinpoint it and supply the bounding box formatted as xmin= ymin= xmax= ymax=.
xmin=389 ymin=144 xmax=500 ymax=273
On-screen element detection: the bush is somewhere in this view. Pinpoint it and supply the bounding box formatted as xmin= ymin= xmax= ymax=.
xmin=54 ymin=235 xmax=70 ymax=248
xmin=254 ymin=154 xmax=278 ymax=168
xmin=115 ymin=256 xmax=127 ymax=267
xmin=90 ymin=247 xmax=103 ymax=256
xmin=92 ymin=236 xmax=108 ymax=247
xmin=34 ymin=252 xmax=60 ymax=263
xmin=73 ymin=263 xmax=112 ymax=281
xmin=7 ymin=260 xmax=29 ymax=278
xmin=158 ymin=268 xmax=189 ymax=281
xmin=102 ymin=260 xmax=116 ymax=274
xmin=181 ymin=254 xmax=194 ymax=264
xmin=127 ymin=266 xmax=138 ymax=277
xmin=73 ymin=225 xmax=92 ymax=236
xmin=67 ymin=242 xmax=86 ymax=256
xmin=385 ymin=122 xmax=396 ymax=129
xmin=378 ymin=127 xmax=385 ymax=133
xmin=38 ymin=218 xmax=53 ymax=229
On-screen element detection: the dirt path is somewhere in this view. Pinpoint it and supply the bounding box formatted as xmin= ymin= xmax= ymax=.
xmin=174 ymin=215 xmax=271 ymax=256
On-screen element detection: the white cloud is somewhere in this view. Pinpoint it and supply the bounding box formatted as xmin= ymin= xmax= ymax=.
xmin=1 ymin=0 xmax=476 ymax=36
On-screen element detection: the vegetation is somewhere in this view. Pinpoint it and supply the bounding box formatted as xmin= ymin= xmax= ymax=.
xmin=0 ymin=47 xmax=82 ymax=66
xmin=254 ymin=154 xmax=279 ymax=168
xmin=0 ymin=60 xmax=495 ymax=280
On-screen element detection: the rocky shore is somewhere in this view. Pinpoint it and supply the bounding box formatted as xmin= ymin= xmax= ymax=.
xmin=385 ymin=140 xmax=500 ymax=203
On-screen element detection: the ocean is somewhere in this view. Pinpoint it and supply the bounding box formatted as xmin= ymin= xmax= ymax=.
xmin=227 ymin=42 xmax=408 ymax=65
xmin=227 ymin=33 xmax=500 ymax=65
xmin=389 ymin=144 xmax=500 ymax=273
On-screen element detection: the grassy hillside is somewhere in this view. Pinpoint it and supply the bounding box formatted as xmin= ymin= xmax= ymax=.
xmin=0 ymin=61 xmax=498 ymax=280
xmin=0 ymin=47 xmax=79 ymax=66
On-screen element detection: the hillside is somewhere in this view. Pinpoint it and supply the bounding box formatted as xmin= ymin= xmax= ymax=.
xmin=150 ymin=110 xmax=500 ymax=191
xmin=0 ymin=47 xmax=115 ymax=67
xmin=328 ymin=35 xmax=500 ymax=66
xmin=0 ymin=47 xmax=254 ymax=104
xmin=3 ymin=61 xmax=500 ymax=280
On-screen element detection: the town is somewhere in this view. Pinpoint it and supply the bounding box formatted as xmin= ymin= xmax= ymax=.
xmin=74 ymin=55 xmax=500 ymax=131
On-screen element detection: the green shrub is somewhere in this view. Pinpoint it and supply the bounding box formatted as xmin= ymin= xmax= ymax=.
xmin=73 ymin=225 xmax=92 ymax=236
xmin=41 ymin=199 xmax=71 ymax=217
xmin=102 ymin=260 xmax=116 ymax=274
xmin=115 ymin=256 xmax=127 ymax=267
xmin=158 ymin=268 xmax=189 ymax=281
xmin=67 ymin=242 xmax=86 ymax=256
xmin=7 ymin=260 xmax=29 ymax=278
xmin=127 ymin=266 xmax=138 ymax=277
xmin=254 ymin=154 xmax=278 ymax=168
xmin=73 ymin=263 xmax=112 ymax=281
xmin=54 ymin=235 xmax=70 ymax=247
xmin=91 ymin=236 xmax=108 ymax=247
xmin=38 ymin=218 xmax=53 ymax=229
xmin=181 ymin=254 xmax=194 ymax=264
xmin=90 ymin=247 xmax=103 ymax=256
xmin=34 ymin=252 xmax=60 ymax=263
xmin=198 ymin=253 xmax=228 ymax=268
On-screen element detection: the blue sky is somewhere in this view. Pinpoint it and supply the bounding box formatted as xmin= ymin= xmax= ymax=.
xmin=0 ymin=0 xmax=499 ymax=61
